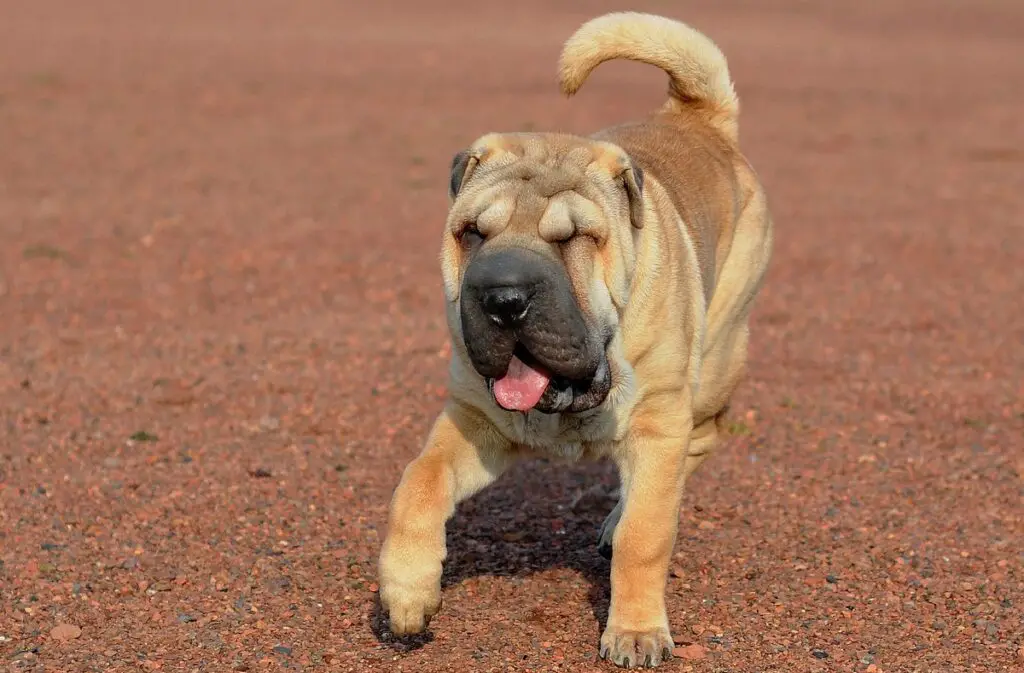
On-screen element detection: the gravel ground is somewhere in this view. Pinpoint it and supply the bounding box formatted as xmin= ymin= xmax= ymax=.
xmin=1 ymin=1 xmax=1022 ymax=671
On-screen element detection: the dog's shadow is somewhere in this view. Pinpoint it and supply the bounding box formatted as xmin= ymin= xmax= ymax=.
xmin=371 ymin=457 xmax=620 ymax=651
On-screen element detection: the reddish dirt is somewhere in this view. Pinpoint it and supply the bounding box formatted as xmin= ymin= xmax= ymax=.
xmin=1 ymin=1 xmax=1022 ymax=671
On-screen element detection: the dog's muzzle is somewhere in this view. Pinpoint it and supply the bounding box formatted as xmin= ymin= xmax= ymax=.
xmin=459 ymin=247 xmax=612 ymax=414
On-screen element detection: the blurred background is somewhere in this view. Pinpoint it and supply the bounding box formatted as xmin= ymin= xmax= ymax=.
xmin=1 ymin=1 xmax=1021 ymax=671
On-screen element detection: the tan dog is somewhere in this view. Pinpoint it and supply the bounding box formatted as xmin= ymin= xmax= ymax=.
xmin=378 ymin=11 xmax=773 ymax=669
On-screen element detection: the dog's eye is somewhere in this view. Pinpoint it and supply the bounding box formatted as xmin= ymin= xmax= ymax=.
xmin=458 ymin=225 xmax=485 ymax=248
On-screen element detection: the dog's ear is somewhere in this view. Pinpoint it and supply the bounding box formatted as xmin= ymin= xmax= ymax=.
xmin=621 ymin=161 xmax=645 ymax=229
xmin=449 ymin=149 xmax=480 ymax=200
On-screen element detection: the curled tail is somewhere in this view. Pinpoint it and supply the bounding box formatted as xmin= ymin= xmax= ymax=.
xmin=558 ymin=12 xmax=739 ymax=140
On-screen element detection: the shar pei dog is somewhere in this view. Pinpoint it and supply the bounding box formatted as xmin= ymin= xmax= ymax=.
xmin=378 ymin=11 xmax=774 ymax=669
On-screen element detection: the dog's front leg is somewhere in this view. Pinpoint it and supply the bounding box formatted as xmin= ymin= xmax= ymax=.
xmin=600 ymin=401 xmax=694 ymax=668
xmin=378 ymin=402 xmax=511 ymax=635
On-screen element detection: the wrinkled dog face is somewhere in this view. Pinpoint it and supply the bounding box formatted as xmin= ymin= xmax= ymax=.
xmin=440 ymin=133 xmax=645 ymax=415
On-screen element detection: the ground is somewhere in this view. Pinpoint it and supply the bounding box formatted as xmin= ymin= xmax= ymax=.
xmin=1 ymin=1 xmax=1022 ymax=671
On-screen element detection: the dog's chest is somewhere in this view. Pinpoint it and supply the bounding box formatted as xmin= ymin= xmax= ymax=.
xmin=512 ymin=409 xmax=615 ymax=461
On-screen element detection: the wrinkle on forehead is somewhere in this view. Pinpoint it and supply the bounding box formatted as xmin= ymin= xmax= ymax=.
xmin=476 ymin=196 xmax=514 ymax=234
xmin=538 ymin=197 xmax=574 ymax=241
xmin=456 ymin=142 xmax=617 ymax=240
xmin=538 ymin=191 xmax=605 ymax=242
xmin=489 ymin=159 xmax=584 ymax=196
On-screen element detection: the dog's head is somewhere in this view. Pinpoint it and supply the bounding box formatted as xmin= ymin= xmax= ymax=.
xmin=440 ymin=133 xmax=645 ymax=415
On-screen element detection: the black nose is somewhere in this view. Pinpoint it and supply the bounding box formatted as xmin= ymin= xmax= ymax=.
xmin=481 ymin=286 xmax=531 ymax=327
xmin=463 ymin=248 xmax=549 ymax=330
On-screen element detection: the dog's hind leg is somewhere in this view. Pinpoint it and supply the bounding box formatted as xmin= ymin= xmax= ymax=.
xmin=598 ymin=496 xmax=624 ymax=559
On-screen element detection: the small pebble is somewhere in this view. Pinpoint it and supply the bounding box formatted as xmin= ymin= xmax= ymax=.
xmin=49 ymin=624 xmax=82 ymax=642
xmin=672 ymin=644 xmax=705 ymax=660
xmin=811 ymin=648 xmax=829 ymax=659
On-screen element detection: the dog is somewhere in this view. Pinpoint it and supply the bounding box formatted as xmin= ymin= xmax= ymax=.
xmin=377 ymin=11 xmax=773 ymax=669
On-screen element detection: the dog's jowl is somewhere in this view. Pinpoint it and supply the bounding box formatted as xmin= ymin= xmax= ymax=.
xmin=378 ymin=11 xmax=774 ymax=669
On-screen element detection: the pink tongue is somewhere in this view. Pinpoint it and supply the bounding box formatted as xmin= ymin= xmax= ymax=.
xmin=493 ymin=354 xmax=551 ymax=411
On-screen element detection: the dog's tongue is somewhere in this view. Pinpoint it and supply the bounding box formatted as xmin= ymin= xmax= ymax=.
xmin=493 ymin=354 xmax=551 ymax=411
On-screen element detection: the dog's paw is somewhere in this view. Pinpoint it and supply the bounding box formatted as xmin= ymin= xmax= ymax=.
xmin=378 ymin=540 xmax=443 ymax=636
xmin=597 ymin=499 xmax=623 ymax=560
xmin=599 ymin=625 xmax=674 ymax=669
xmin=379 ymin=579 xmax=442 ymax=635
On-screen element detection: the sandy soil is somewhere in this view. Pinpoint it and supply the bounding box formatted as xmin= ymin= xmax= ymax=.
xmin=1 ymin=1 xmax=1022 ymax=671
